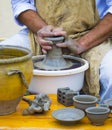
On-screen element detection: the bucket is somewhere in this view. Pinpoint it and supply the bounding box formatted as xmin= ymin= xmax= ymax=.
xmin=29 ymin=55 xmax=89 ymax=94
xmin=0 ymin=45 xmax=33 ymax=115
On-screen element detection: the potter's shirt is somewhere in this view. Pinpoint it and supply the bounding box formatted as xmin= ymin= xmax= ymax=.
xmin=11 ymin=0 xmax=112 ymax=26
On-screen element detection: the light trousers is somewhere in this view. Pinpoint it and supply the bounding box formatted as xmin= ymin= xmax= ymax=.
xmin=99 ymin=49 xmax=112 ymax=103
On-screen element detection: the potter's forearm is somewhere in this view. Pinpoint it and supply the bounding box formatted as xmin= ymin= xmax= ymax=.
xmin=77 ymin=13 xmax=112 ymax=51
xmin=18 ymin=10 xmax=47 ymax=34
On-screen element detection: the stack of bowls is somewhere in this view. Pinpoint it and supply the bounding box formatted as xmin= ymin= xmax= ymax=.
xmin=73 ymin=95 xmax=110 ymax=126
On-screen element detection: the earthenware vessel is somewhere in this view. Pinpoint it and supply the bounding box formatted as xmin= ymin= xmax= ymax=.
xmin=0 ymin=45 xmax=33 ymax=115
xmin=85 ymin=106 xmax=110 ymax=126
xmin=35 ymin=36 xmax=73 ymax=70
xmin=73 ymin=95 xmax=98 ymax=111
xmin=104 ymin=98 xmax=112 ymax=112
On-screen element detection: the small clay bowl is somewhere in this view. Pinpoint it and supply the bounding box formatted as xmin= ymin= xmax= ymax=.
xmin=73 ymin=95 xmax=98 ymax=111
xmin=104 ymin=98 xmax=112 ymax=111
xmin=85 ymin=106 xmax=110 ymax=126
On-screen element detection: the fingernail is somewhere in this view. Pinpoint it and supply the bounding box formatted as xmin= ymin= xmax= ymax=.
xmin=48 ymin=41 xmax=53 ymax=45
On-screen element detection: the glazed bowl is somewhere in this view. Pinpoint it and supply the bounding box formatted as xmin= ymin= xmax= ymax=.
xmin=73 ymin=95 xmax=98 ymax=111
xmin=85 ymin=106 xmax=110 ymax=126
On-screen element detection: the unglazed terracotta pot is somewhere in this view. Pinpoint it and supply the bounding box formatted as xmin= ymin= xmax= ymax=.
xmin=0 ymin=45 xmax=33 ymax=115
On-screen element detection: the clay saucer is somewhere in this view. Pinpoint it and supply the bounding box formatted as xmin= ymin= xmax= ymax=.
xmin=52 ymin=108 xmax=85 ymax=123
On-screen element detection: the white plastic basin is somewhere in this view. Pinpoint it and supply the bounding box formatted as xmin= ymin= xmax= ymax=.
xmin=29 ymin=55 xmax=89 ymax=94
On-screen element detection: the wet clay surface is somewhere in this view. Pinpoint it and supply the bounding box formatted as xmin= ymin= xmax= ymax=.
xmin=34 ymin=36 xmax=77 ymax=70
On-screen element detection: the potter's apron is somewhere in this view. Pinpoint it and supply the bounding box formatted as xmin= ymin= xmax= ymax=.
xmin=29 ymin=0 xmax=112 ymax=98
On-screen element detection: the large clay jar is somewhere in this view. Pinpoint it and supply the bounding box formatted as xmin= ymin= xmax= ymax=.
xmin=0 ymin=45 xmax=33 ymax=115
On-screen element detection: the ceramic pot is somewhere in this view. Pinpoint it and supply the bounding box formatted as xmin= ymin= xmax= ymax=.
xmin=85 ymin=106 xmax=110 ymax=126
xmin=104 ymin=98 xmax=112 ymax=111
xmin=73 ymin=95 xmax=98 ymax=111
xmin=0 ymin=45 xmax=33 ymax=115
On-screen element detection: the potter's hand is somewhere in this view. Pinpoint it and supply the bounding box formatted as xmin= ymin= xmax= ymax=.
xmin=56 ymin=38 xmax=85 ymax=54
xmin=37 ymin=25 xmax=67 ymax=53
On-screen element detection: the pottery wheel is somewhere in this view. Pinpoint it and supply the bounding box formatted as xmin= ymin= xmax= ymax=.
xmin=34 ymin=36 xmax=73 ymax=70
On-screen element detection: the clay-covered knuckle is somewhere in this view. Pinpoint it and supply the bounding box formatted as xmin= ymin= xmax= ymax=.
xmin=37 ymin=30 xmax=43 ymax=36
xmin=77 ymin=45 xmax=85 ymax=54
xmin=65 ymin=38 xmax=79 ymax=53
xmin=42 ymin=45 xmax=51 ymax=50
xmin=65 ymin=37 xmax=74 ymax=48
xmin=37 ymin=28 xmax=48 ymax=37
xmin=47 ymin=41 xmax=53 ymax=45
xmin=46 ymin=25 xmax=54 ymax=31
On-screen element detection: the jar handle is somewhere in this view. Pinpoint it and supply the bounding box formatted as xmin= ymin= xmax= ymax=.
xmin=7 ymin=69 xmax=28 ymax=89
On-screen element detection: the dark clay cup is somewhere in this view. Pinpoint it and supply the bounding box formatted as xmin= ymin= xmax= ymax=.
xmin=85 ymin=106 xmax=110 ymax=126
xmin=73 ymin=95 xmax=98 ymax=111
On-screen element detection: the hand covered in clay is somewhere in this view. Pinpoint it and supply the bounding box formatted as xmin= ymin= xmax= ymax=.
xmin=56 ymin=38 xmax=85 ymax=55
xmin=37 ymin=25 xmax=67 ymax=53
